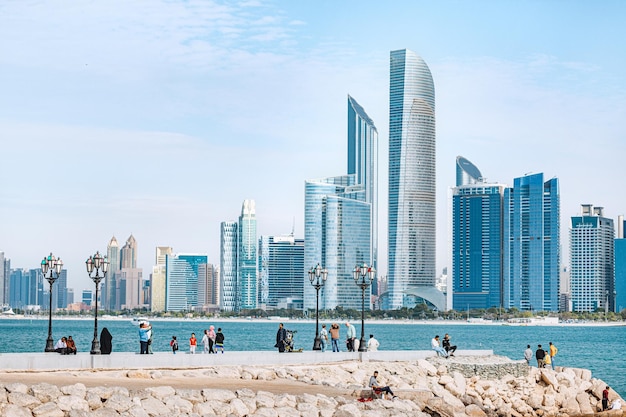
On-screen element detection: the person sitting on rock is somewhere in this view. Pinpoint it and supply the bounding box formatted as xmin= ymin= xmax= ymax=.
xmin=368 ymin=371 xmax=397 ymax=400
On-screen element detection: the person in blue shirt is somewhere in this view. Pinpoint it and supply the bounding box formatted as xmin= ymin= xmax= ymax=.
xmin=345 ymin=322 xmax=357 ymax=352
xmin=138 ymin=322 xmax=151 ymax=354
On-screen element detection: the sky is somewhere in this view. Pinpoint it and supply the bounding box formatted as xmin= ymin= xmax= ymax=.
xmin=1 ymin=1 xmax=625 ymax=294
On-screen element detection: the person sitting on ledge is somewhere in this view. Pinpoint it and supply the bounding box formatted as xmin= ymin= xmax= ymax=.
xmin=54 ymin=336 xmax=68 ymax=355
xmin=66 ymin=336 xmax=77 ymax=354
xmin=431 ymin=335 xmax=449 ymax=358
xmin=442 ymin=333 xmax=457 ymax=356
xmin=368 ymin=370 xmax=397 ymax=400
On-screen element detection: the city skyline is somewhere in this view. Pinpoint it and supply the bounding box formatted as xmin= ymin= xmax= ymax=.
xmin=1 ymin=1 xmax=625 ymax=292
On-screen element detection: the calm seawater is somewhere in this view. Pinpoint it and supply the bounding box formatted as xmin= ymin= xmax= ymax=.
xmin=1 ymin=318 xmax=623 ymax=397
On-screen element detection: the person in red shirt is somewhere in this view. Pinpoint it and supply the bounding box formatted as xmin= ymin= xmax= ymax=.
xmin=602 ymin=386 xmax=610 ymax=410
xmin=189 ymin=332 xmax=197 ymax=354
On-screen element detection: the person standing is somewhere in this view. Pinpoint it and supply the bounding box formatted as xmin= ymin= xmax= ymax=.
xmin=208 ymin=325 xmax=216 ymax=353
xmin=549 ymin=342 xmax=558 ymax=369
xmin=189 ymin=332 xmax=197 ymax=354
xmin=319 ymin=324 xmax=328 ymax=352
xmin=201 ymin=330 xmax=210 ymax=354
xmin=215 ymin=328 xmax=225 ymax=353
xmin=442 ymin=334 xmax=457 ymax=356
xmin=329 ymin=323 xmax=340 ymax=352
xmin=138 ymin=322 xmax=151 ymax=354
xmin=276 ymin=323 xmax=287 ymax=352
xmin=602 ymin=386 xmax=610 ymax=410
xmin=100 ymin=328 xmax=113 ymax=355
xmin=345 ymin=322 xmax=356 ymax=352
xmin=431 ymin=335 xmax=448 ymax=357
xmin=170 ymin=336 xmax=178 ymax=354
xmin=524 ymin=345 xmax=533 ymax=365
xmin=367 ymin=334 xmax=380 ymax=351
xmin=535 ymin=344 xmax=546 ymax=368
xmin=146 ymin=322 xmax=153 ymax=354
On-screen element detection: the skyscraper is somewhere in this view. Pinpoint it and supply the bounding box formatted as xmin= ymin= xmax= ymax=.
xmin=0 ymin=252 xmax=8 ymax=305
xmin=504 ymin=173 xmax=560 ymax=311
xmin=238 ymin=200 xmax=257 ymax=310
xmin=220 ymin=221 xmax=238 ymax=311
xmin=387 ymin=49 xmax=436 ymax=310
xmin=151 ymin=246 xmax=172 ymax=312
xmin=615 ymin=215 xmax=626 ymax=313
xmin=452 ymin=157 xmax=506 ymax=310
xmin=165 ymin=253 xmax=207 ymax=311
xmin=105 ymin=237 xmax=120 ymax=311
xmin=570 ymin=204 xmax=615 ymax=312
xmin=259 ymin=235 xmax=304 ymax=309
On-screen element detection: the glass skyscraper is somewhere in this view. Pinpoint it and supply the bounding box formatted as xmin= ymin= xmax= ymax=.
xmin=387 ymin=49 xmax=436 ymax=310
xmin=258 ymin=235 xmax=304 ymax=309
xmin=570 ymin=204 xmax=615 ymax=312
xmin=504 ymin=173 xmax=560 ymax=311
xmin=452 ymin=157 xmax=506 ymax=310
xmin=220 ymin=221 xmax=238 ymax=311
xmin=238 ymin=199 xmax=257 ymax=310
xmin=165 ymin=253 xmax=207 ymax=312
xmin=105 ymin=236 xmax=120 ymax=311
xmin=615 ymin=216 xmax=626 ymax=313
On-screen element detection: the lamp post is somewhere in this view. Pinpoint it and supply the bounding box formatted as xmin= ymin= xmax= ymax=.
xmin=308 ymin=263 xmax=328 ymax=351
xmin=353 ymin=263 xmax=376 ymax=352
xmin=41 ymin=253 xmax=63 ymax=352
xmin=86 ymin=251 xmax=108 ymax=354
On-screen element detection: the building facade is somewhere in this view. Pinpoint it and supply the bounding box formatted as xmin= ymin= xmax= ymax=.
xmin=105 ymin=237 xmax=120 ymax=311
xmin=504 ymin=173 xmax=560 ymax=311
xmin=615 ymin=215 xmax=626 ymax=313
xmin=238 ymin=200 xmax=257 ymax=310
xmin=570 ymin=204 xmax=615 ymax=312
xmin=258 ymin=235 xmax=304 ymax=310
xmin=165 ymin=253 xmax=208 ymax=312
xmin=150 ymin=246 xmax=172 ymax=312
xmin=220 ymin=221 xmax=238 ymax=311
xmin=387 ymin=49 xmax=437 ymax=310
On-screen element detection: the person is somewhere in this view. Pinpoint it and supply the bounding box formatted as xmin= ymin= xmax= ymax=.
xmin=170 ymin=336 xmax=179 ymax=354
xmin=146 ymin=322 xmax=153 ymax=354
xmin=329 ymin=323 xmax=340 ymax=352
xmin=367 ymin=334 xmax=380 ymax=351
xmin=138 ymin=322 xmax=151 ymax=354
xmin=548 ymin=342 xmax=558 ymax=369
xmin=345 ymin=322 xmax=356 ymax=352
xmin=368 ymin=370 xmax=397 ymax=400
xmin=54 ymin=337 xmax=68 ymax=355
xmin=611 ymin=399 xmax=622 ymax=410
xmin=442 ymin=333 xmax=457 ymax=356
xmin=535 ymin=344 xmax=546 ymax=368
xmin=431 ymin=335 xmax=448 ymax=357
xmin=602 ymin=386 xmax=610 ymax=410
xmin=524 ymin=344 xmax=533 ymax=365
xmin=201 ymin=330 xmax=210 ymax=354
xmin=66 ymin=336 xmax=77 ymax=355
xmin=208 ymin=325 xmax=216 ymax=353
xmin=543 ymin=350 xmax=552 ymax=368
xmin=215 ymin=328 xmax=225 ymax=353
xmin=276 ymin=323 xmax=287 ymax=352
xmin=100 ymin=328 xmax=113 ymax=354
xmin=319 ymin=324 xmax=328 ymax=352
xmin=189 ymin=332 xmax=197 ymax=354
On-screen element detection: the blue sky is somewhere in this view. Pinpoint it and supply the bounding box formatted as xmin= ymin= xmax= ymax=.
xmin=1 ymin=1 xmax=625 ymax=293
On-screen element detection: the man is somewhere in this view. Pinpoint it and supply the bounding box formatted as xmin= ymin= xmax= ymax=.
xmin=431 ymin=335 xmax=448 ymax=357
xmin=367 ymin=334 xmax=380 ymax=351
xmin=66 ymin=336 xmax=77 ymax=354
xmin=548 ymin=342 xmax=558 ymax=369
xmin=535 ymin=344 xmax=546 ymax=368
xmin=524 ymin=345 xmax=533 ymax=365
xmin=369 ymin=370 xmax=397 ymax=400
xmin=345 ymin=322 xmax=356 ymax=352
xmin=275 ymin=323 xmax=287 ymax=353
xmin=54 ymin=337 xmax=68 ymax=355
xmin=602 ymin=386 xmax=610 ymax=410
xmin=442 ymin=334 xmax=457 ymax=356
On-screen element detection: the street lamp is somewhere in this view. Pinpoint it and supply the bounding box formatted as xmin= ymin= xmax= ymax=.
xmin=86 ymin=251 xmax=108 ymax=354
xmin=41 ymin=253 xmax=63 ymax=352
xmin=308 ymin=263 xmax=328 ymax=351
xmin=353 ymin=263 xmax=376 ymax=352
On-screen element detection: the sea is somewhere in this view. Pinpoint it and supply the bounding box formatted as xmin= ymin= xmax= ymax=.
xmin=1 ymin=317 xmax=623 ymax=397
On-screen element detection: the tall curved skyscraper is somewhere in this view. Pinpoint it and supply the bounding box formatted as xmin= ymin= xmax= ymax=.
xmin=387 ymin=49 xmax=436 ymax=310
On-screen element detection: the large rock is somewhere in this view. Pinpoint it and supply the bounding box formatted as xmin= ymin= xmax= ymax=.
xmin=465 ymin=404 xmax=487 ymax=417
xmin=2 ymin=404 xmax=33 ymax=417
xmin=417 ymin=359 xmax=439 ymax=377
xmin=103 ymin=393 xmax=133 ymax=413
xmin=203 ymin=388 xmax=237 ymax=402
xmin=540 ymin=369 xmax=559 ymax=388
xmin=145 ymin=386 xmax=175 ymax=401
xmin=31 ymin=383 xmax=62 ymax=403
xmin=31 ymin=401 xmax=65 ymax=417
xmin=6 ymin=383 xmax=29 ymax=394
xmin=57 ymin=395 xmax=89 ymax=412
xmin=8 ymin=392 xmax=42 ymax=408
xmin=561 ymin=395 xmax=581 ymax=415
xmin=576 ymin=391 xmax=594 ymax=415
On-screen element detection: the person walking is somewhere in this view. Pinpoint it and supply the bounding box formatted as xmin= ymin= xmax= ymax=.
xmin=431 ymin=335 xmax=448 ymax=357
xmin=345 ymin=322 xmax=356 ymax=352
xmin=189 ymin=332 xmax=197 ymax=354
xmin=276 ymin=323 xmax=287 ymax=352
xmin=319 ymin=324 xmax=328 ymax=352
xmin=535 ymin=344 xmax=546 ymax=368
xmin=201 ymin=330 xmax=210 ymax=354
xmin=208 ymin=325 xmax=216 ymax=353
xmin=215 ymin=328 xmax=225 ymax=353
xmin=170 ymin=336 xmax=179 ymax=354
xmin=442 ymin=333 xmax=457 ymax=356
xmin=524 ymin=344 xmax=533 ymax=365
xmin=367 ymin=334 xmax=380 ymax=351
xmin=329 ymin=323 xmax=340 ymax=352
xmin=548 ymin=342 xmax=558 ymax=369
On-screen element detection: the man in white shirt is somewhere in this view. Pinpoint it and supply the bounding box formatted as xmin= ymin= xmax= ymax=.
xmin=524 ymin=345 xmax=533 ymax=365
xmin=367 ymin=334 xmax=380 ymax=351
xmin=54 ymin=337 xmax=68 ymax=355
xmin=431 ymin=335 xmax=448 ymax=357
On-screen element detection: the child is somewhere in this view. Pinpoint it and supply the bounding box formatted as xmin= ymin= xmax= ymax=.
xmin=215 ymin=328 xmax=225 ymax=353
xmin=170 ymin=336 xmax=178 ymax=354
xmin=189 ymin=332 xmax=197 ymax=354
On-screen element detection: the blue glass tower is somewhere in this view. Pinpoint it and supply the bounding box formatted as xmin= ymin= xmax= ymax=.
xmin=452 ymin=157 xmax=506 ymax=310
xmin=387 ymin=49 xmax=437 ymax=310
xmin=258 ymin=235 xmax=304 ymax=309
xmin=238 ymin=200 xmax=257 ymax=310
xmin=504 ymin=173 xmax=560 ymax=311
xmin=615 ymin=216 xmax=626 ymax=313
xmin=165 ymin=253 xmax=207 ymax=312
xmin=220 ymin=221 xmax=238 ymax=312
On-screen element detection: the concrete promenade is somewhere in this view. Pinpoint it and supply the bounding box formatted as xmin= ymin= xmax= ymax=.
xmin=0 ymin=349 xmax=492 ymax=372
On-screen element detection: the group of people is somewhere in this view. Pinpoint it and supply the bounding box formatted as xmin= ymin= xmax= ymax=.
xmin=54 ymin=335 xmax=77 ymax=355
xmin=169 ymin=327 xmax=225 ymax=354
xmin=311 ymin=322 xmax=363 ymax=353
xmin=524 ymin=342 xmax=558 ymax=369
xmin=431 ymin=334 xmax=457 ymax=358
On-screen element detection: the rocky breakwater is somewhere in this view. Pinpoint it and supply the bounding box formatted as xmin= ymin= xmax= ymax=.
xmin=0 ymin=355 xmax=624 ymax=417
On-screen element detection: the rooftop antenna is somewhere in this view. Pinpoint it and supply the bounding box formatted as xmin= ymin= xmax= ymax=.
xmin=291 ymin=217 xmax=295 ymax=237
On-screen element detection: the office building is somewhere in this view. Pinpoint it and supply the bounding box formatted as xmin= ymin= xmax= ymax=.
xmin=0 ymin=252 xmax=8 ymax=305
xmin=197 ymin=263 xmax=218 ymax=310
xmin=82 ymin=289 xmax=93 ymax=306
xmin=151 ymin=246 xmax=172 ymax=312
xmin=259 ymin=235 xmax=304 ymax=310
xmin=105 ymin=236 xmax=120 ymax=311
xmin=452 ymin=157 xmax=506 ymax=310
xmin=570 ymin=204 xmax=615 ymax=312
xmin=238 ymin=200 xmax=257 ymax=310
xmin=387 ymin=49 xmax=437 ymax=310
xmin=615 ymin=215 xmax=626 ymax=313
xmin=504 ymin=173 xmax=560 ymax=311
xmin=220 ymin=221 xmax=238 ymax=311
xmin=165 ymin=253 xmax=208 ymax=312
